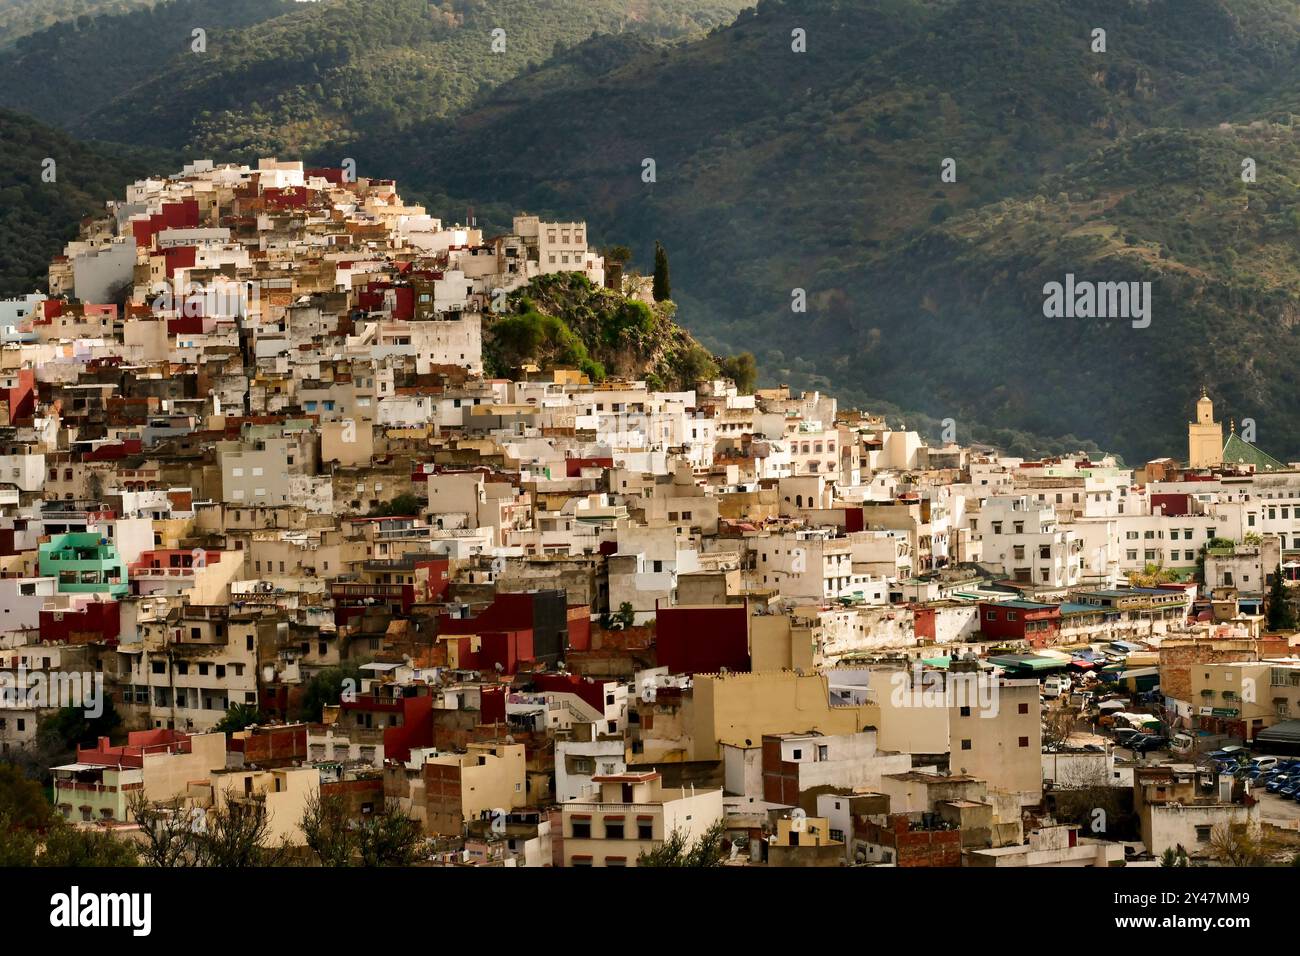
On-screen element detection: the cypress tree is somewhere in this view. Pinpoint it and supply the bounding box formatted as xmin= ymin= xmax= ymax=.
xmin=652 ymin=240 xmax=671 ymax=302
xmin=1268 ymin=563 xmax=1296 ymax=630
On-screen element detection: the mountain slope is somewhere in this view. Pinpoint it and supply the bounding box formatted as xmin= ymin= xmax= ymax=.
xmin=0 ymin=109 xmax=175 ymax=297
xmin=340 ymin=0 xmax=1300 ymax=461
xmin=0 ymin=0 xmax=298 ymax=124
xmin=0 ymin=0 xmax=156 ymax=47
xmin=1 ymin=0 xmax=744 ymax=158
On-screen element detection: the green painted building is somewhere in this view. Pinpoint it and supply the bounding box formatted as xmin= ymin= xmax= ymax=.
xmin=38 ymin=532 xmax=128 ymax=598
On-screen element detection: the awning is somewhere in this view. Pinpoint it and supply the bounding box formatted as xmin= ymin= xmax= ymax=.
xmin=987 ymin=654 xmax=1063 ymax=673
xmin=1254 ymin=720 xmax=1300 ymax=746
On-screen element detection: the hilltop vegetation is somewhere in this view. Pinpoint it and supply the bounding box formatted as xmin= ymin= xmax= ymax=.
xmin=485 ymin=272 xmax=735 ymax=391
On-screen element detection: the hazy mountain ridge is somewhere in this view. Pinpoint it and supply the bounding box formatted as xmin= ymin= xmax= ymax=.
xmin=8 ymin=0 xmax=1300 ymax=460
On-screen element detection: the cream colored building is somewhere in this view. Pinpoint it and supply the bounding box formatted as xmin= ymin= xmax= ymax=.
xmin=205 ymin=765 xmax=320 ymax=845
xmin=687 ymin=670 xmax=879 ymax=762
xmin=560 ymin=771 xmax=723 ymax=867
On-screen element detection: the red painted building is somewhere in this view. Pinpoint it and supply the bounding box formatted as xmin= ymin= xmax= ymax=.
xmin=39 ymin=599 xmax=121 ymax=647
xmin=566 ymin=456 xmax=613 ymax=478
xmin=227 ymin=723 xmax=307 ymax=767
xmin=978 ymin=601 xmax=1061 ymax=646
xmin=356 ymin=282 xmax=415 ymax=320
xmin=3 ymin=368 xmax=35 ymax=422
xmin=77 ymin=730 xmax=191 ymax=767
xmin=529 ymin=672 xmax=611 ymax=715
xmin=655 ymin=605 xmax=750 ymax=675
xmin=438 ymin=590 xmax=569 ymax=666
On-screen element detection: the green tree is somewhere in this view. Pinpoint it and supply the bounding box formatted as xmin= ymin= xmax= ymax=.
xmin=674 ymin=344 xmax=719 ymax=389
xmin=195 ymin=799 xmax=286 ymax=867
xmin=214 ymin=702 xmax=263 ymax=735
xmin=130 ymin=793 xmax=201 ymax=867
xmin=39 ymin=822 xmax=139 ymax=867
xmin=300 ymin=793 xmax=423 ymax=866
xmin=1160 ymin=845 xmax=1189 ymax=867
xmin=1268 ymin=563 xmax=1297 ymax=631
xmin=33 ymin=701 xmax=122 ymax=773
xmin=0 ymin=764 xmax=54 ymax=829
xmin=652 ymin=240 xmax=671 ymax=302
xmin=718 ymin=352 xmax=758 ymax=393
xmin=612 ymin=601 xmax=636 ymax=629
xmin=355 ymin=800 xmax=424 ymax=866
xmin=637 ymin=819 xmax=728 ymax=867
xmin=297 ymin=662 xmax=364 ymax=722
xmin=300 ymin=792 xmax=356 ymax=867
xmin=368 ymin=493 xmax=423 ymax=517
xmin=0 ymin=812 xmax=39 ymax=866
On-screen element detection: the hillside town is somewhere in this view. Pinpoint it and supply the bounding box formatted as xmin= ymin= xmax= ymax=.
xmin=2 ymin=157 xmax=1300 ymax=869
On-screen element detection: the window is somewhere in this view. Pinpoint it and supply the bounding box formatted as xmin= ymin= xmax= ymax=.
xmin=637 ymin=822 xmax=653 ymax=840
xmin=1018 ymin=736 xmax=1030 ymax=748
xmin=1018 ymin=703 xmax=1029 ymax=714
xmin=571 ymin=821 xmax=590 ymax=839
xmin=960 ymin=739 xmax=972 ymax=750
xmin=959 ymin=706 xmax=971 ymax=717
xmin=605 ymin=823 xmax=624 ymax=840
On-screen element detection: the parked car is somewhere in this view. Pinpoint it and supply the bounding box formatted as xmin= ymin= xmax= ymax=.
xmin=1280 ymin=779 xmax=1300 ymax=798
xmin=1206 ymin=746 xmax=1248 ymax=763
xmin=1112 ymin=728 xmax=1142 ymax=747
xmin=1250 ymin=756 xmax=1279 ymax=773
xmin=1132 ymin=735 xmax=1168 ymax=754
xmin=1266 ymin=773 xmax=1293 ymax=792
xmin=1043 ymin=676 xmax=1071 ymax=699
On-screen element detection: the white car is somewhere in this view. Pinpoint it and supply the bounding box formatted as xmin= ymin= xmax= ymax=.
xmin=1043 ymin=676 xmax=1070 ymax=699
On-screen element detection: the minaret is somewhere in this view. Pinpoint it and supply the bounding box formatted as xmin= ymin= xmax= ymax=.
xmin=1188 ymin=387 xmax=1223 ymax=468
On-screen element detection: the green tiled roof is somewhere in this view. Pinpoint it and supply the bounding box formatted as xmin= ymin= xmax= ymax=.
xmin=1222 ymin=432 xmax=1286 ymax=471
